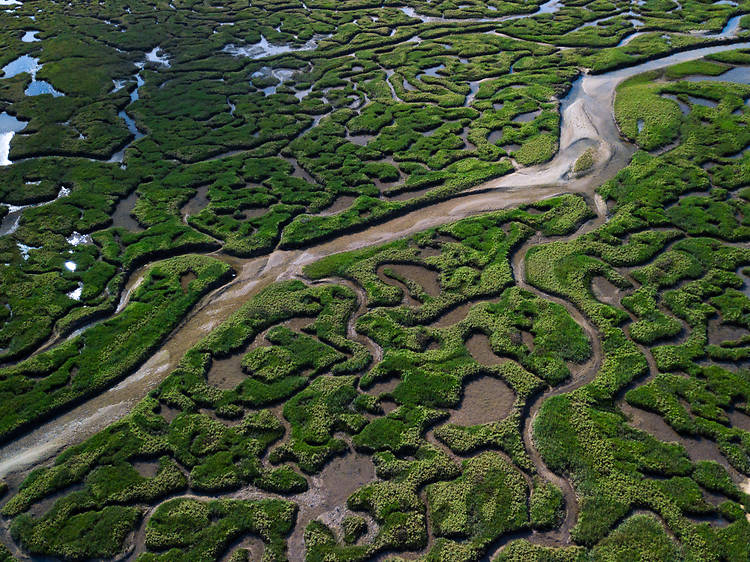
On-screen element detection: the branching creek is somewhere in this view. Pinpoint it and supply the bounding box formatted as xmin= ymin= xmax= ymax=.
xmin=2 ymin=37 xmax=750 ymax=558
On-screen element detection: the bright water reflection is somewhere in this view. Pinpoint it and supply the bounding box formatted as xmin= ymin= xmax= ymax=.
xmin=0 ymin=111 xmax=27 ymax=166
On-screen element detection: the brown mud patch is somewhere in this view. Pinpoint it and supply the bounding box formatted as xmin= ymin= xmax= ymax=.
xmin=410 ymin=234 xmax=458 ymax=260
xmin=376 ymin=263 xmax=440 ymax=306
xmin=448 ymin=375 xmax=515 ymax=426
xmin=206 ymin=317 xmax=313 ymax=389
xmin=200 ymin=407 xmax=245 ymax=426
xmin=365 ymin=377 xmax=401 ymax=414
xmin=286 ymin=157 xmax=317 ymax=184
xmin=623 ymin=402 xmax=743 ymax=481
xmin=111 ymin=191 xmax=144 ymax=232
xmin=180 ymin=184 xmax=210 ymax=220
xmin=159 ymin=403 xmax=181 ymax=423
xmin=591 ymin=275 xmax=622 ymax=307
xmin=240 ymin=207 xmax=266 ymax=220
xmin=384 ymin=185 xmax=437 ymax=201
xmin=220 ymin=536 xmax=265 ymax=562
xmin=379 ymin=398 xmax=398 ymax=414
xmin=206 ymin=352 xmax=248 ymax=390
xmin=417 ymin=245 xmax=442 ymax=258
xmin=624 ymin=402 xmax=687 ymax=443
xmin=27 ymin=483 xmax=84 ymax=518
xmin=466 ymin=332 xmax=508 ymax=366
xmin=429 ymin=296 xmax=503 ymax=329
xmin=708 ymin=317 xmax=746 ymax=346
xmin=179 ymin=271 xmax=197 ymax=293
xmin=132 ymin=459 xmax=159 ymax=479
xmin=429 ymin=301 xmax=475 ymax=329
xmin=513 ymin=109 xmax=542 ymax=123
xmin=319 ymin=195 xmax=357 ymax=216
xmin=521 ymin=330 xmax=534 ymax=352
xmin=727 ymin=406 xmax=750 ymax=432
xmin=366 ymin=376 xmax=400 ymax=396
xmin=285 ymin=449 xmax=377 ymax=560
xmin=347 ymin=133 xmax=374 ymax=146
xmin=388 ymin=264 xmax=440 ymax=297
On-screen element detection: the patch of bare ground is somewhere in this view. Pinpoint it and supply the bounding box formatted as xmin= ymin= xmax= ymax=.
xmin=448 ymin=375 xmax=515 ymax=427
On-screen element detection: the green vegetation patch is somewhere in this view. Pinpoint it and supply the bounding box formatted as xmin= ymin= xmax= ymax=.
xmin=0 ymin=254 xmax=232 ymax=442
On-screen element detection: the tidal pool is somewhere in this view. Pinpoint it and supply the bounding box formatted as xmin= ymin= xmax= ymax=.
xmin=0 ymin=111 xmax=28 ymax=166
xmin=2 ymin=54 xmax=64 ymax=97
xmin=21 ymin=30 xmax=40 ymax=42
xmin=145 ymin=46 xmax=170 ymax=66
xmin=2 ymin=54 xmax=39 ymax=78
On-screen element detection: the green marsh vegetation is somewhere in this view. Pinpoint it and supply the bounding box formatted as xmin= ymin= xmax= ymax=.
xmin=2 ymin=0 xmax=750 ymax=560
xmin=0 ymin=254 xmax=233 ymax=442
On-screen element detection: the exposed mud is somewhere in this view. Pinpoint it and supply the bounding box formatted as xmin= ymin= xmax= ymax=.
xmin=205 ymin=317 xmax=312 ymax=390
xmin=307 ymin=276 xmax=383 ymax=365
xmin=219 ymin=536 xmax=265 ymax=562
xmin=285 ymin=449 xmax=377 ymax=560
xmin=429 ymin=300 xmax=482 ymax=328
xmin=241 ymin=207 xmax=266 ymax=220
xmin=366 ymin=376 xmax=400 ymax=397
xmin=287 ymin=157 xmax=317 ymax=184
xmin=385 ymin=185 xmax=439 ymax=201
xmin=466 ymin=332 xmax=508 ymax=366
xmin=181 ymin=184 xmax=210 ymax=221
xmin=727 ymin=406 xmax=750 ymax=432
xmin=27 ymin=483 xmax=84 ymax=518
xmin=377 ymin=263 xmax=440 ymax=298
xmin=484 ymin=209 xmax=608 ymax=554
xmin=111 ymin=191 xmax=143 ymax=231
xmin=0 ymin=257 xmax=268 ymax=479
xmin=207 ymin=352 xmax=249 ymax=390
xmin=621 ymin=400 xmax=746 ymax=484
xmin=179 ymin=270 xmax=197 ymax=293
xmin=448 ymin=374 xmax=515 ymax=426
xmin=707 ymin=316 xmax=746 ymax=346
xmin=591 ymin=275 xmax=623 ymax=307
xmin=132 ymin=459 xmax=159 ymax=479
xmin=318 ymin=195 xmax=357 ymax=216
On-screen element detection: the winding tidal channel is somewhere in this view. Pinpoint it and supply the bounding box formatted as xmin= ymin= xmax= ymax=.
xmin=2 ymin=34 xmax=750 ymax=552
